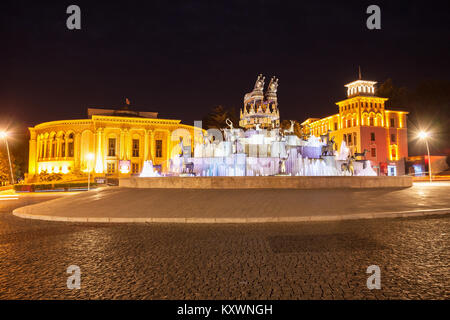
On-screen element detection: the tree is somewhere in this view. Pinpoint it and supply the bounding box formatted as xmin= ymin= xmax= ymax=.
xmin=408 ymin=80 xmax=450 ymax=156
xmin=202 ymin=105 xmax=240 ymax=130
xmin=0 ymin=150 xmax=15 ymax=185
xmin=377 ymin=78 xmax=450 ymax=156
xmin=376 ymin=78 xmax=408 ymax=108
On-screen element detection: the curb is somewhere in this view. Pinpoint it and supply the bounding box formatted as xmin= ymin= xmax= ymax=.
xmin=12 ymin=208 xmax=450 ymax=224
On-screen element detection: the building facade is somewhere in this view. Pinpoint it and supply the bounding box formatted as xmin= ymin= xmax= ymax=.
xmin=27 ymin=107 xmax=200 ymax=181
xmin=302 ymin=77 xmax=408 ymax=176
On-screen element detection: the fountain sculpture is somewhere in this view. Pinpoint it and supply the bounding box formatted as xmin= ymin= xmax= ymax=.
xmin=163 ymin=75 xmax=378 ymax=177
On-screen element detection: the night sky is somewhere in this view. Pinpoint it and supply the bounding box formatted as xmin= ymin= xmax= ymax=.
xmin=1 ymin=1 xmax=449 ymax=138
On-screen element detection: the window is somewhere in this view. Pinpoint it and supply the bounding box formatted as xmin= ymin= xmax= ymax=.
xmin=334 ymin=122 xmax=338 ymax=131
xmin=370 ymin=117 xmax=374 ymax=126
xmin=108 ymin=138 xmax=116 ymax=157
xmin=51 ymin=140 xmax=56 ymax=158
xmin=353 ymin=133 xmax=357 ymax=145
xmin=68 ymin=133 xmax=74 ymax=157
xmin=391 ymin=134 xmax=396 ymax=143
xmin=370 ymin=132 xmax=375 ymax=141
xmin=156 ymin=140 xmax=163 ymax=158
xmin=392 ymin=149 xmax=397 ymax=159
xmin=61 ymin=142 xmax=65 ymax=157
xmin=348 ymin=134 xmax=352 ymax=145
xmin=390 ymin=118 xmax=395 ymax=128
xmin=371 ymin=148 xmax=377 ymax=157
xmin=132 ymin=163 xmax=140 ymax=174
xmin=132 ymin=139 xmax=139 ymax=157
xmin=107 ymin=163 xmax=115 ymax=174
xmin=68 ymin=142 xmax=74 ymax=157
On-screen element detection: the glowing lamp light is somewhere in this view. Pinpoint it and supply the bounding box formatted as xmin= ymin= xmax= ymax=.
xmin=53 ymin=166 xmax=60 ymax=173
xmin=61 ymin=165 xmax=69 ymax=174
xmin=418 ymin=131 xmax=429 ymax=139
xmin=0 ymin=131 xmax=7 ymax=139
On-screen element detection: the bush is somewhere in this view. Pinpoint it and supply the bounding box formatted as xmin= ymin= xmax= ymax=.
xmin=14 ymin=184 xmax=35 ymax=192
xmin=14 ymin=182 xmax=98 ymax=192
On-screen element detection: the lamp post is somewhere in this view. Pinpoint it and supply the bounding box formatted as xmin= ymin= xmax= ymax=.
xmin=0 ymin=131 xmax=14 ymax=185
xmin=86 ymin=153 xmax=95 ymax=191
xmin=418 ymin=131 xmax=432 ymax=182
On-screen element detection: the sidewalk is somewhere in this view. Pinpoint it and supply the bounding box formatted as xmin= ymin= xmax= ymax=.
xmin=13 ymin=182 xmax=450 ymax=223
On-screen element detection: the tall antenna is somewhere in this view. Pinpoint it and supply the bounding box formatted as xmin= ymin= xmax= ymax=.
xmin=358 ymin=66 xmax=362 ymax=80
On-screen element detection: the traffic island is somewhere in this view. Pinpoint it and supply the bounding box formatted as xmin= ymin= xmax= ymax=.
xmin=12 ymin=182 xmax=450 ymax=224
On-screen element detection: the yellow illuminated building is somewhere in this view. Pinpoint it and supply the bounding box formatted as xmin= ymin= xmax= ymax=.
xmin=302 ymin=78 xmax=409 ymax=176
xmin=27 ymin=107 xmax=201 ymax=181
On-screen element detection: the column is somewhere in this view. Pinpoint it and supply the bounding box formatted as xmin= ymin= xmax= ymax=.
xmin=166 ymin=131 xmax=172 ymax=161
xmin=126 ymin=129 xmax=131 ymax=160
xmin=48 ymin=137 xmax=53 ymax=159
xmin=43 ymin=137 xmax=48 ymax=159
xmin=28 ymin=130 xmax=37 ymax=176
xmin=37 ymin=136 xmax=41 ymax=160
xmin=150 ymin=130 xmax=155 ymax=162
xmin=64 ymin=136 xmax=69 ymax=158
xmin=358 ymin=102 xmax=361 ymax=126
xmin=94 ymin=127 xmax=104 ymax=173
xmin=144 ymin=129 xmax=149 ymax=161
xmin=74 ymin=132 xmax=81 ymax=170
xmin=119 ymin=129 xmax=125 ymax=160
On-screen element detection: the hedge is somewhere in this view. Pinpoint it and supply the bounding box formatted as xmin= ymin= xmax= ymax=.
xmin=14 ymin=182 xmax=98 ymax=192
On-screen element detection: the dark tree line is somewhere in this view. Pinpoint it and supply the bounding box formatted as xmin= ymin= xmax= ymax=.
xmin=201 ymin=105 xmax=240 ymax=130
xmin=377 ymin=78 xmax=450 ymax=156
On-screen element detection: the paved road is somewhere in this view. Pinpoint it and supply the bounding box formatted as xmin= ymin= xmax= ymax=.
xmin=0 ymin=192 xmax=448 ymax=300
xmin=13 ymin=182 xmax=450 ymax=221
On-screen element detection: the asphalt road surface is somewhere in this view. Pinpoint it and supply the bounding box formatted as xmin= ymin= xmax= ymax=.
xmin=0 ymin=193 xmax=448 ymax=299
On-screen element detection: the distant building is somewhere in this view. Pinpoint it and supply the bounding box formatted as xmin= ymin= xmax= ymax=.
xmin=406 ymin=155 xmax=449 ymax=176
xmin=302 ymin=74 xmax=409 ymax=176
xmin=27 ymin=105 xmax=199 ymax=181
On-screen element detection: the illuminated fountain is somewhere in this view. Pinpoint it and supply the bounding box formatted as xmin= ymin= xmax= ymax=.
xmin=154 ymin=74 xmax=378 ymax=177
xmin=140 ymin=160 xmax=161 ymax=177
xmin=166 ymin=120 xmax=377 ymax=177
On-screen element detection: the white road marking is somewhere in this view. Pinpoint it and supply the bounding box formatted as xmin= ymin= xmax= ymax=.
xmin=0 ymin=195 xmax=20 ymax=201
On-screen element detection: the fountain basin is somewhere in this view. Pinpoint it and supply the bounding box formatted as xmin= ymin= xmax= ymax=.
xmin=120 ymin=176 xmax=412 ymax=189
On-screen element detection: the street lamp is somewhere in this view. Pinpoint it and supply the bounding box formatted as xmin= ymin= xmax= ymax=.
xmin=418 ymin=131 xmax=432 ymax=182
xmin=0 ymin=131 xmax=14 ymax=185
xmin=86 ymin=153 xmax=95 ymax=191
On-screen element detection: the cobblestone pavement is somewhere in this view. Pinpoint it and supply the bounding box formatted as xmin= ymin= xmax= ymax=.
xmin=0 ymin=195 xmax=449 ymax=300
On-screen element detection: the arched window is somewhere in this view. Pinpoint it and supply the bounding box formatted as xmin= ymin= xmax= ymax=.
xmin=68 ymin=133 xmax=74 ymax=157
xmin=61 ymin=135 xmax=66 ymax=157
xmin=51 ymin=139 xmax=56 ymax=158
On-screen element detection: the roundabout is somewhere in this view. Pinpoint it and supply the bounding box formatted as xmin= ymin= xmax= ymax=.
xmin=12 ymin=181 xmax=450 ymax=224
